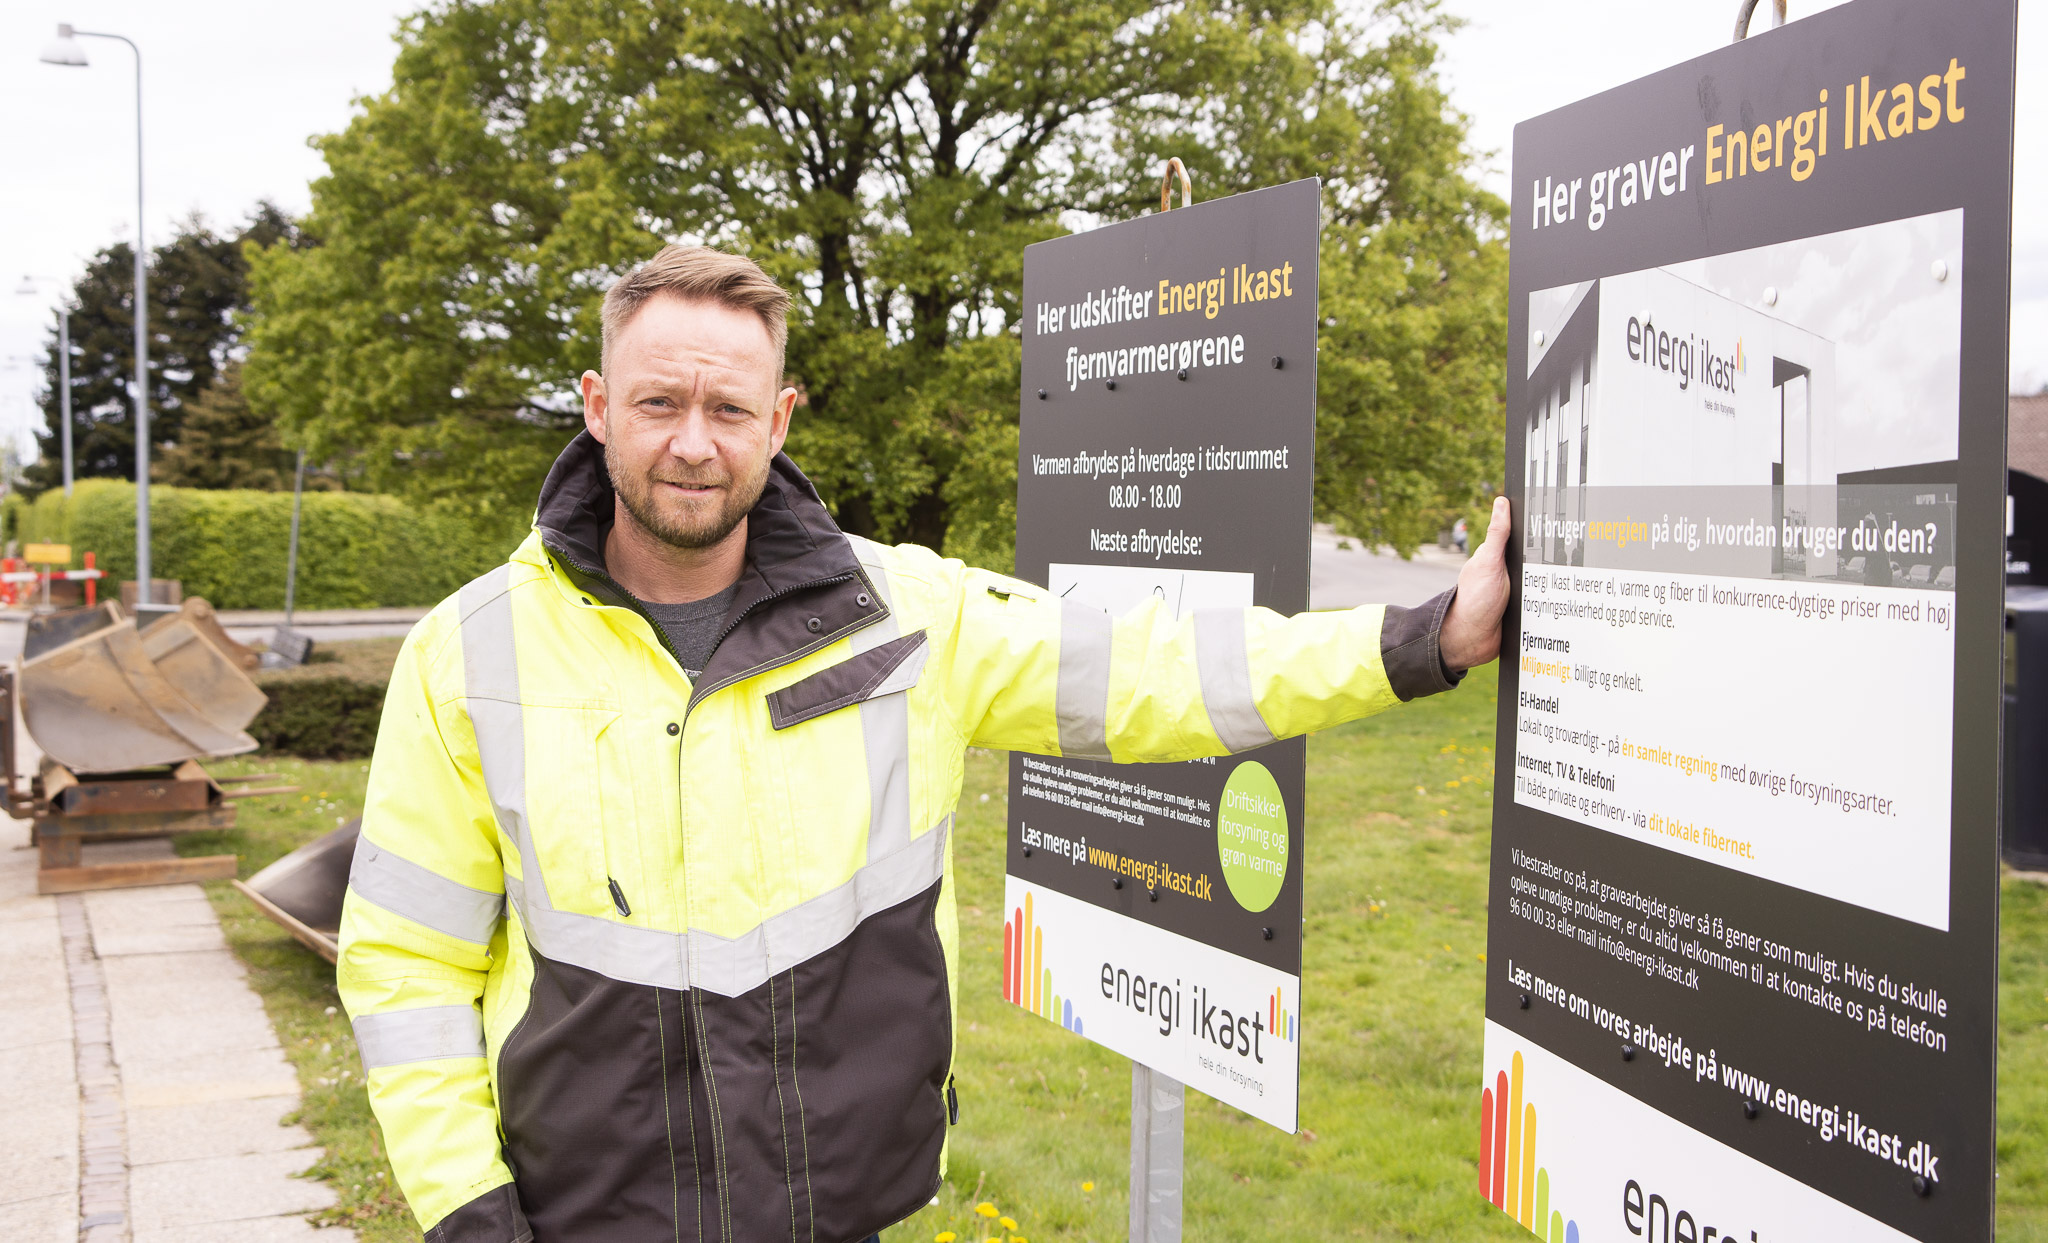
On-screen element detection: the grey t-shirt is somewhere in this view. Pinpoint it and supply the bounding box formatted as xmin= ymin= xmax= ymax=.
xmin=637 ymin=584 xmax=739 ymax=678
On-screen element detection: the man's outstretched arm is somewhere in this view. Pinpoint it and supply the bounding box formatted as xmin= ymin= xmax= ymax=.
xmin=930 ymin=497 xmax=1513 ymax=759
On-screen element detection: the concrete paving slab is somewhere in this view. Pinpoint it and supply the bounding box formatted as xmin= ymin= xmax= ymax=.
xmin=0 ymin=1190 xmax=78 ymax=1241
xmin=98 ymin=948 xmax=274 ymax=1022
xmin=0 ymin=1034 xmax=79 ymax=1093
xmin=128 ymin=1148 xmax=336 ymax=1232
xmin=128 ymin=1095 xmax=313 ymax=1167
xmin=0 ymin=920 xmax=66 ymax=980
xmin=134 ymin=1215 xmax=350 ymax=1243
xmin=121 ymin=1044 xmax=300 ymax=1110
xmin=109 ymin=1005 xmax=282 ymax=1074
xmin=0 ymin=908 xmax=72 ymax=1050
xmin=85 ymin=884 xmax=229 ymax=957
xmin=0 ymin=1130 xmax=79 ymax=1212
xmin=0 ymin=997 xmax=71 ymax=1052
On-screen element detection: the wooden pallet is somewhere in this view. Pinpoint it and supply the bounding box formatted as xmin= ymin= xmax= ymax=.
xmin=31 ymin=766 xmax=241 ymax=895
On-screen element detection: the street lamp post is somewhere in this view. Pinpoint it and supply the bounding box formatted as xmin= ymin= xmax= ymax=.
xmin=41 ymin=23 xmax=150 ymax=603
xmin=15 ymin=277 xmax=76 ymax=498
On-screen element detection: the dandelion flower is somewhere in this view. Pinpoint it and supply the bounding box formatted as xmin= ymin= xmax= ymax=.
xmin=1082 ymin=1181 xmax=1095 ymax=1192
xmin=976 ymin=1203 xmax=998 ymax=1218
xmin=1000 ymin=1217 xmax=1017 ymax=1230
xmin=936 ymin=1233 xmax=957 ymax=1242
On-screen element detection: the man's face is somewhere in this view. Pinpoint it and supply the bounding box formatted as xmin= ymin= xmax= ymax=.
xmin=581 ymin=295 xmax=796 ymax=550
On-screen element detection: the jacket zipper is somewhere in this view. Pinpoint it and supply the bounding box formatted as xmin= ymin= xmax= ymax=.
xmin=684 ymin=571 xmax=862 ymax=720
xmin=541 ymin=540 xmax=873 ymax=718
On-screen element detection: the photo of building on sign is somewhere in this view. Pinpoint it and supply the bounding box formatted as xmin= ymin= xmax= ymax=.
xmin=1524 ymin=209 xmax=1962 ymax=588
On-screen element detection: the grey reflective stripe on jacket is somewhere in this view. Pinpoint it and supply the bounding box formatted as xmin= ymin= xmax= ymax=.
xmin=850 ymin=542 xmax=916 ymax=862
xmin=348 ymin=834 xmax=506 ymax=946
xmin=355 ymin=1005 xmax=487 ymax=1069
xmin=456 ymin=549 xmax=945 ymax=998
xmin=1193 ymin=608 xmax=1278 ymax=753
xmin=1055 ymin=599 xmax=1114 ymax=760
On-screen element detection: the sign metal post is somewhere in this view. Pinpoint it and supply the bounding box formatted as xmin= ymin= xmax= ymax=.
xmin=1128 ymin=1063 xmax=1184 ymax=1243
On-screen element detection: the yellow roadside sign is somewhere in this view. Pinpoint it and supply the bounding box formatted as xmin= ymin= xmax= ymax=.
xmin=22 ymin=544 xmax=71 ymax=565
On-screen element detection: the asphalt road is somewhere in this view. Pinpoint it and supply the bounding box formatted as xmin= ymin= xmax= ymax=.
xmin=1308 ymin=525 xmax=1467 ymax=610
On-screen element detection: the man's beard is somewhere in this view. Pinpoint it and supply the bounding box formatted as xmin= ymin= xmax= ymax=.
xmin=604 ymin=436 xmax=771 ymax=551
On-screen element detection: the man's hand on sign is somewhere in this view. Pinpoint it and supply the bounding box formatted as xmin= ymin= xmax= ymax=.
xmin=1440 ymin=496 xmax=1512 ymax=673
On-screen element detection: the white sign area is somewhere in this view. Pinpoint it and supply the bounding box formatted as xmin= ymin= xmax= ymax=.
xmin=1001 ymin=879 xmax=1300 ymax=1132
xmin=1513 ymin=567 xmax=1956 ymax=930
xmin=1480 ymin=1021 xmax=1921 ymax=1243
xmin=1047 ymin=563 xmax=1255 ymax=620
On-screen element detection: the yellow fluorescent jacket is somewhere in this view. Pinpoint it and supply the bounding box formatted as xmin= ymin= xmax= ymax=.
xmin=338 ymin=435 xmax=1459 ymax=1243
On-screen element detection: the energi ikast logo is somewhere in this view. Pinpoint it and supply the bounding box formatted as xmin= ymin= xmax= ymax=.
xmin=1624 ymin=313 xmax=1745 ymax=394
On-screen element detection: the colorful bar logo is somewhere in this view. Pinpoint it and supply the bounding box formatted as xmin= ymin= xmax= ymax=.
xmin=1479 ymin=1050 xmax=1578 ymax=1242
xmin=1268 ymin=985 xmax=1296 ymax=1043
xmin=1003 ymin=891 xmax=1084 ymax=1035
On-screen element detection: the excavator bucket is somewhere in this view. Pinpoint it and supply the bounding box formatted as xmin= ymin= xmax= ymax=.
xmin=233 ymin=818 xmax=359 ymax=962
xmin=141 ymin=601 xmax=268 ymax=739
xmin=21 ymin=601 xmax=266 ymax=774
xmin=157 ymin=597 xmax=260 ymax=671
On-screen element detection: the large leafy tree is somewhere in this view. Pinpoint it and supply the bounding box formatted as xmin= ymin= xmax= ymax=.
xmin=153 ymin=363 xmax=315 ymax=491
xmin=246 ymin=0 xmax=1504 ymax=565
xmin=27 ymin=204 xmax=300 ymax=495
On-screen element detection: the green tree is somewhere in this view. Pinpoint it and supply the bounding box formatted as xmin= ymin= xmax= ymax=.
xmin=27 ymin=203 xmax=302 ymax=496
xmin=152 ymin=362 xmax=321 ymax=491
xmin=246 ymin=0 xmax=1504 ymax=566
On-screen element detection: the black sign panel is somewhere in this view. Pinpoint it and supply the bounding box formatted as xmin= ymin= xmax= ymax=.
xmin=1484 ymin=3 xmax=2013 ymax=1240
xmin=1003 ymin=180 xmax=1320 ymax=1128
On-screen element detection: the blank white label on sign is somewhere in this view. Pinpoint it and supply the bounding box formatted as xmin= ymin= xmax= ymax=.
xmin=1048 ymin=563 xmax=1254 ymax=621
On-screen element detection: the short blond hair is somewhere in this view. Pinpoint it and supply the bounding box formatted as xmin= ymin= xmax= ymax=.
xmin=601 ymin=245 xmax=792 ymax=374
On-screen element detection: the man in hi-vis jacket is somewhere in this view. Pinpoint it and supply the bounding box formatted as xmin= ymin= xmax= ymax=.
xmin=339 ymin=245 xmax=1511 ymax=1243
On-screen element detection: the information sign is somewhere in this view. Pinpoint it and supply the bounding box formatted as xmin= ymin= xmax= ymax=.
xmin=1486 ymin=3 xmax=2014 ymax=1239
xmin=1007 ymin=178 xmax=1320 ymax=1132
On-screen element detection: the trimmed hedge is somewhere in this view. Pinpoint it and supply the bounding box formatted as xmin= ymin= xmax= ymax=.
xmin=12 ymin=480 xmax=521 ymax=610
xmin=248 ymin=639 xmax=402 ymax=761
xmin=249 ymin=677 xmax=387 ymax=760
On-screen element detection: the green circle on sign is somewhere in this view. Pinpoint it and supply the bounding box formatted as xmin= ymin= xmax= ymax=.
xmin=1217 ymin=761 xmax=1289 ymax=912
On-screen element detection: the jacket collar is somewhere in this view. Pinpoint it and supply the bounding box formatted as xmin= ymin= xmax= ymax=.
xmin=531 ymin=431 xmax=882 ymax=699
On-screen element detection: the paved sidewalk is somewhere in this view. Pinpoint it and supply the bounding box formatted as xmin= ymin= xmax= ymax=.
xmin=0 ymin=611 xmax=352 ymax=1241
xmin=1 ymin=819 xmax=349 ymax=1241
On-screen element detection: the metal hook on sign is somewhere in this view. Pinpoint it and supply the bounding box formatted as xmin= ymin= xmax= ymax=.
xmin=1160 ymin=158 xmax=1193 ymax=212
xmin=1733 ymin=0 xmax=1787 ymax=41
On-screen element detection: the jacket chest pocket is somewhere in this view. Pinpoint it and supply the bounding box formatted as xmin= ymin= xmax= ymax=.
xmin=765 ymin=630 xmax=928 ymax=730
xmin=766 ymin=631 xmax=929 ymax=884
xmin=522 ymin=703 xmax=626 ymax=918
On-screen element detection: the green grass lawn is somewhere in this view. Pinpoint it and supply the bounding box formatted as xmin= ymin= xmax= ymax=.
xmin=183 ymin=661 xmax=2048 ymax=1240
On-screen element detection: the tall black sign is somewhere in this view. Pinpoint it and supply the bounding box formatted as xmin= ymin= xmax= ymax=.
xmin=1003 ymin=179 xmax=1319 ymax=1131
xmin=1483 ymin=3 xmax=2014 ymax=1240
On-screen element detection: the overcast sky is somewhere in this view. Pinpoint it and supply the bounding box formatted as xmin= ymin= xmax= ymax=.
xmin=0 ymin=0 xmax=2039 ymax=462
